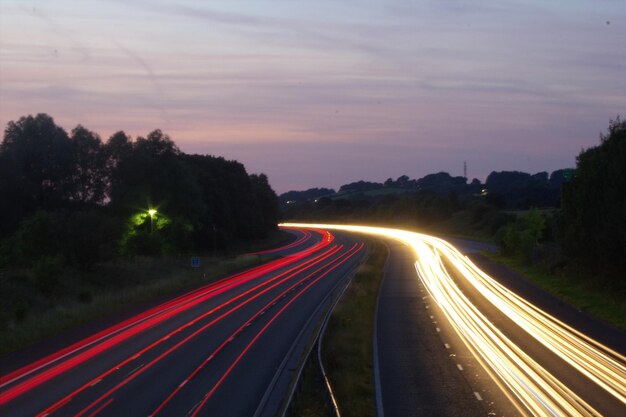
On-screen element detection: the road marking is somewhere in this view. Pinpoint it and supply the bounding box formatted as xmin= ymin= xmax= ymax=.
xmin=444 ymin=343 xmax=450 ymax=349
xmin=90 ymin=378 xmax=102 ymax=387
xmin=474 ymin=392 xmax=483 ymax=401
xmin=436 ymin=327 xmax=441 ymax=332
xmin=457 ymin=364 xmax=464 ymax=371
xmin=125 ymin=364 xmax=144 ymax=378
xmin=187 ymin=401 xmax=202 ymax=416
xmin=430 ymin=315 xmax=434 ymax=319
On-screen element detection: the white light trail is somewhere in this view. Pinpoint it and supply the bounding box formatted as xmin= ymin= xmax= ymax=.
xmin=281 ymin=223 xmax=626 ymax=417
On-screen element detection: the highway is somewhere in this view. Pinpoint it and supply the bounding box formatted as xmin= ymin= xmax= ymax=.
xmin=0 ymin=228 xmax=367 ymax=417
xmin=284 ymin=223 xmax=626 ymax=417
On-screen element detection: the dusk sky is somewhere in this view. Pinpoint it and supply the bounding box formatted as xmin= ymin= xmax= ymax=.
xmin=1 ymin=0 xmax=624 ymax=193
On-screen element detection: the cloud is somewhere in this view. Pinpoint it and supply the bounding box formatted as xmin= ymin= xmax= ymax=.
xmin=1 ymin=0 xmax=624 ymax=192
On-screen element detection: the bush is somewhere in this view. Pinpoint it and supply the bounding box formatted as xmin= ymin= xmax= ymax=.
xmin=496 ymin=209 xmax=545 ymax=263
xmin=65 ymin=210 xmax=122 ymax=268
xmin=33 ymin=254 xmax=65 ymax=295
xmin=13 ymin=211 xmax=66 ymax=264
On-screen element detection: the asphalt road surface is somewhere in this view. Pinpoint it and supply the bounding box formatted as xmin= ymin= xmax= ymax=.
xmin=376 ymin=238 xmax=518 ymax=417
xmin=378 ymin=233 xmax=626 ymax=417
xmin=0 ymin=227 xmax=367 ymax=417
xmin=284 ymin=223 xmax=626 ymax=417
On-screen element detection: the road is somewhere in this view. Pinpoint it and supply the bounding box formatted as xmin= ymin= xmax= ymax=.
xmin=0 ymin=228 xmax=367 ymax=417
xmin=284 ymin=223 xmax=626 ymax=417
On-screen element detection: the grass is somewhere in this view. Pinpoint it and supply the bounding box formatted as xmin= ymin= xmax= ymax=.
xmin=289 ymin=241 xmax=387 ymax=417
xmin=482 ymin=252 xmax=626 ymax=332
xmin=288 ymin=356 xmax=329 ymax=417
xmin=0 ymin=231 xmax=290 ymax=355
xmin=322 ymin=241 xmax=388 ymax=417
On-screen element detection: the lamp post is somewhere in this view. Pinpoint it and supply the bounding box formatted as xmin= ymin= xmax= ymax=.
xmin=148 ymin=209 xmax=157 ymax=233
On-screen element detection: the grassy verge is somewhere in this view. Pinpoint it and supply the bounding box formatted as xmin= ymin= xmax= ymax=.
xmin=289 ymin=241 xmax=387 ymax=417
xmin=322 ymin=241 xmax=387 ymax=417
xmin=482 ymin=252 xmax=626 ymax=331
xmin=0 ymin=231 xmax=289 ymax=355
xmin=288 ymin=355 xmax=329 ymax=417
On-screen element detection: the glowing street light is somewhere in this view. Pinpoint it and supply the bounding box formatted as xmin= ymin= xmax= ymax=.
xmin=148 ymin=209 xmax=157 ymax=233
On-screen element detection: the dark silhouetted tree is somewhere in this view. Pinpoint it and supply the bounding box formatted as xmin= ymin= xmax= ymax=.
xmin=0 ymin=114 xmax=73 ymax=233
xmin=69 ymin=125 xmax=107 ymax=205
xmin=561 ymin=117 xmax=626 ymax=288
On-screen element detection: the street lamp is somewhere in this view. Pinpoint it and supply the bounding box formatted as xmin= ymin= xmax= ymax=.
xmin=148 ymin=209 xmax=157 ymax=233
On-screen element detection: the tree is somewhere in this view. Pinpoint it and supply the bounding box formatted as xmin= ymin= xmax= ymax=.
xmin=561 ymin=118 xmax=626 ymax=287
xmin=69 ymin=125 xmax=107 ymax=205
xmin=496 ymin=208 xmax=545 ymax=263
xmin=249 ymin=173 xmax=279 ymax=237
xmin=0 ymin=114 xmax=73 ymax=233
xmin=109 ymin=130 xmax=202 ymax=218
xmin=109 ymin=130 xmax=204 ymax=253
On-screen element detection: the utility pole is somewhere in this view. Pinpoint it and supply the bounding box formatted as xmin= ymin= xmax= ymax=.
xmin=464 ymin=161 xmax=467 ymax=179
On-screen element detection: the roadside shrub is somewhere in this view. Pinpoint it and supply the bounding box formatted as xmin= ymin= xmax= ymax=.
xmin=496 ymin=208 xmax=545 ymax=263
xmin=65 ymin=210 xmax=122 ymax=269
xmin=14 ymin=211 xmax=66 ymax=264
xmin=33 ymin=254 xmax=65 ymax=295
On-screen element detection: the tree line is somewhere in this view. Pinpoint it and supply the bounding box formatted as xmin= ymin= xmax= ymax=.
xmin=0 ymin=113 xmax=279 ymax=269
xmin=281 ymin=169 xmax=572 ymax=211
xmin=282 ymin=118 xmax=625 ymax=293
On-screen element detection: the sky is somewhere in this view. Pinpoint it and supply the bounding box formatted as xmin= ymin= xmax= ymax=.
xmin=0 ymin=0 xmax=624 ymax=193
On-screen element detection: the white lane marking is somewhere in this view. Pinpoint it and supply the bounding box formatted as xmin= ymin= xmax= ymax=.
xmin=457 ymin=364 xmax=464 ymax=371
xmin=444 ymin=343 xmax=450 ymax=349
xmin=125 ymin=363 xmax=144 ymax=378
xmin=436 ymin=327 xmax=441 ymax=332
xmin=474 ymin=392 xmax=483 ymax=401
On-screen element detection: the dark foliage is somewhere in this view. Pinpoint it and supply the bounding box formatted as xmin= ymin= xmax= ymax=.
xmin=338 ymin=180 xmax=383 ymax=193
xmin=485 ymin=170 xmax=559 ymax=209
xmin=561 ymin=118 xmax=626 ymax=289
xmin=279 ymin=187 xmax=335 ymax=204
xmin=0 ymin=113 xmax=279 ymax=266
xmin=0 ymin=114 xmax=74 ymax=234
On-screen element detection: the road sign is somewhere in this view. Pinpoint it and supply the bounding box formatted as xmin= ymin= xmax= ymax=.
xmin=191 ymin=257 xmax=201 ymax=268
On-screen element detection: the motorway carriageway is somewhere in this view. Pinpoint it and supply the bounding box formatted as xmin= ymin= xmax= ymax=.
xmin=0 ymin=228 xmax=366 ymax=417
xmin=284 ymin=223 xmax=626 ymax=417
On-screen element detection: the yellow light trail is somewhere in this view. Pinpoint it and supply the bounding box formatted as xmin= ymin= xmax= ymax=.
xmin=281 ymin=223 xmax=626 ymax=417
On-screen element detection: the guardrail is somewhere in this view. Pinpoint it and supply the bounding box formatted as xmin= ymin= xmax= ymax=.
xmin=280 ymin=248 xmax=369 ymax=417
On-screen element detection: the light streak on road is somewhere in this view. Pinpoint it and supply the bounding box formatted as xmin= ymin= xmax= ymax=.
xmin=68 ymin=243 xmax=352 ymax=417
xmin=186 ymin=242 xmax=365 ymax=417
xmin=0 ymin=228 xmax=333 ymax=408
xmin=31 ymin=236 xmax=341 ymax=416
xmin=282 ymin=223 xmax=626 ymax=417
